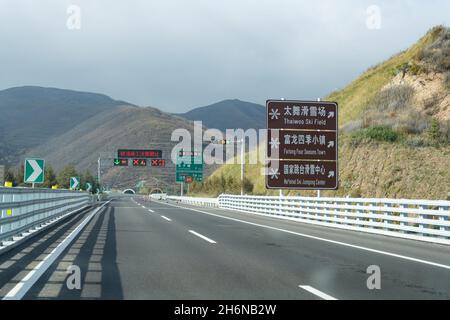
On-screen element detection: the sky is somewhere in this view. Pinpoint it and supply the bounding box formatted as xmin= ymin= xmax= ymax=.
xmin=0 ymin=0 xmax=449 ymax=113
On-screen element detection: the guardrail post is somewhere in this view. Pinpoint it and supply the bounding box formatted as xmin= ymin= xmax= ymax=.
xmin=338 ymin=201 xmax=342 ymax=223
xmin=399 ymin=203 xmax=406 ymax=233
xmin=384 ymin=203 xmax=390 ymax=231
xmin=343 ymin=201 xmax=349 ymax=225
xmin=439 ymin=206 xmax=448 ymax=238
xmin=368 ymin=202 xmax=375 ymax=229
xmin=418 ymin=204 xmax=425 ymax=237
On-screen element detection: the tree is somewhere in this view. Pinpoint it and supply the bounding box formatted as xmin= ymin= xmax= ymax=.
xmin=17 ymin=163 xmax=26 ymax=186
xmin=427 ymin=119 xmax=441 ymax=145
xmin=43 ymin=165 xmax=58 ymax=188
xmin=4 ymin=167 xmax=17 ymax=186
xmin=57 ymin=165 xmax=79 ymax=189
xmin=242 ymin=177 xmax=254 ymax=194
xmin=81 ymin=170 xmax=97 ymax=193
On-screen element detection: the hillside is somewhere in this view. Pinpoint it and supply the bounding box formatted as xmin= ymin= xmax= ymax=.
xmin=0 ymin=86 xmax=132 ymax=163
xmin=178 ymin=99 xmax=265 ymax=132
xmin=190 ymin=26 xmax=450 ymax=200
xmin=26 ymin=105 xmax=217 ymax=191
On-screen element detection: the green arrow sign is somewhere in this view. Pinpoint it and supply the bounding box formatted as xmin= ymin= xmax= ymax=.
xmin=86 ymin=182 xmax=92 ymax=192
xmin=24 ymin=158 xmax=45 ymax=184
xmin=70 ymin=177 xmax=80 ymax=190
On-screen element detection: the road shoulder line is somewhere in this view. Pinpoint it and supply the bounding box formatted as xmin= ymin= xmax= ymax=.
xmin=159 ymin=201 xmax=450 ymax=270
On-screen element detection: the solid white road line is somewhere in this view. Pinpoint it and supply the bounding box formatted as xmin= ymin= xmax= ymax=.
xmin=189 ymin=230 xmax=216 ymax=244
xmin=159 ymin=201 xmax=450 ymax=271
xmin=2 ymin=201 xmax=111 ymax=300
xmin=160 ymin=215 xmax=171 ymax=222
xmin=299 ymin=285 xmax=338 ymax=300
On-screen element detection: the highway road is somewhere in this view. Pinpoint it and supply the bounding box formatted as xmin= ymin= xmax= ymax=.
xmin=0 ymin=195 xmax=449 ymax=300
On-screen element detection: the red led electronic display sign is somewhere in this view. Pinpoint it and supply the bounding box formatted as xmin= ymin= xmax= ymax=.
xmin=151 ymin=159 xmax=166 ymax=167
xmin=132 ymin=159 xmax=147 ymax=167
xmin=118 ymin=149 xmax=162 ymax=159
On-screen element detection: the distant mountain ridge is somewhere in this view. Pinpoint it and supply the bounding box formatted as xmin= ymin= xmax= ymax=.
xmin=0 ymin=86 xmax=134 ymax=163
xmin=178 ymin=99 xmax=265 ymax=132
xmin=0 ymin=86 xmax=223 ymax=190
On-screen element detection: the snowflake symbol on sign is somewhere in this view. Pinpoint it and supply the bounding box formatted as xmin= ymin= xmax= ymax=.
xmin=269 ymin=137 xmax=280 ymax=149
xmin=269 ymin=108 xmax=280 ymax=120
xmin=269 ymin=168 xmax=280 ymax=180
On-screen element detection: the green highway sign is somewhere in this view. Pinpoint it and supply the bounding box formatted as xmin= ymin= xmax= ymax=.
xmin=176 ymin=150 xmax=203 ymax=183
xmin=86 ymin=182 xmax=93 ymax=192
xmin=176 ymin=162 xmax=203 ymax=171
xmin=70 ymin=177 xmax=80 ymax=190
xmin=24 ymin=158 xmax=45 ymax=184
xmin=176 ymin=172 xmax=203 ymax=183
xmin=114 ymin=159 xmax=128 ymax=166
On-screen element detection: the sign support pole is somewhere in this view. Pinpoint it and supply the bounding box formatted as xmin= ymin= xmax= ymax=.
xmin=97 ymin=157 xmax=101 ymax=186
xmin=317 ymin=97 xmax=321 ymax=198
xmin=32 ymin=182 xmax=35 ymax=189
xmin=180 ymin=181 xmax=184 ymax=197
xmin=240 ymin=138 xmax=245 ymax=196
xmin=279 ymin=98 xmax=285 ymax=199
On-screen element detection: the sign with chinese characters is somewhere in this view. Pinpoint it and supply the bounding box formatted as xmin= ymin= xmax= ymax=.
xmin=118 ymin=149 xmax=162 ymax=159
xmin=266 ymin=100 xmax=338 ymax=190
xmin=176 ymin=172 xmax=203 ymax=183
xmin=267 ymin=101 xmax=337 ymax=131
xmin=268 ymin=130 xmax=337 ymax=161
xmin=176 ymin=149 xmax=203 ymax=183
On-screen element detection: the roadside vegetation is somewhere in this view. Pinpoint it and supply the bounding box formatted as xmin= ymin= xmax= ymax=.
xmin=190 ymin=26 xmax=450 ymax=200
xmin=4 ymin=163 xmax=99 ymax=192
xmin=189 ymin=175 xmax=253 ymax=197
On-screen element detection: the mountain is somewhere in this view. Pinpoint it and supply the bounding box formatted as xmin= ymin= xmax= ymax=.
xmin=25 ymin=105 xmax=218 ymax=191
xmin=178 ymin=99 xmax=265 ymax=132
xmin=189 ymin=26 xmax=450 ymax=200
xmin=0 ymin=86 xmax=133 ymax=163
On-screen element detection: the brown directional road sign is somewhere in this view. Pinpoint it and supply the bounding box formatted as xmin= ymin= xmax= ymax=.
xmin=267 ymin=130 xmax=337 ymax=161
xmin=266 ymin=100 xmax=338 ymax=190
xmin=267 ymin=100 xmax=338 ymax=131
xmin=267 ymin=160 xmax=338 ymax=190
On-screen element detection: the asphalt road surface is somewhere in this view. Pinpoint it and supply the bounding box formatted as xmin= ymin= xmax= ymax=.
xmin=1 ymin=195 xmax=449 ymax=300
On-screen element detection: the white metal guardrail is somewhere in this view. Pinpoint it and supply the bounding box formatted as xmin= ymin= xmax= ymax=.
xmin=0 ymin=187 xmax=91 ymax=245
xmin=219 ymin=195 xmax=450 ymax=245
xmin=167 ymin=196 xmax=219 ymax=208
xmin=170 ymin=194 xmax=450 ymax=245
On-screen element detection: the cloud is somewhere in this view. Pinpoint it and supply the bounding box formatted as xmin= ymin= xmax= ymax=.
xmin=0 ymin=0 xmax=449 ymax=112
